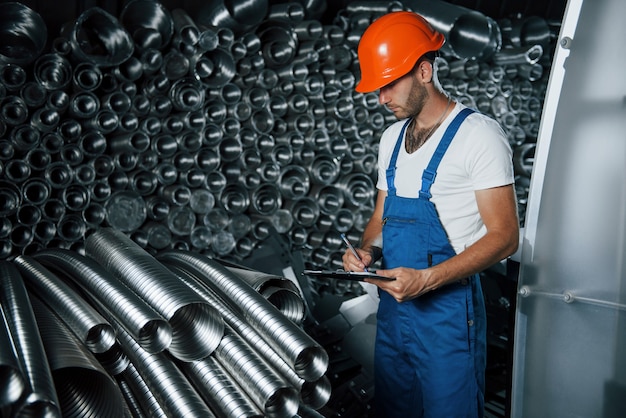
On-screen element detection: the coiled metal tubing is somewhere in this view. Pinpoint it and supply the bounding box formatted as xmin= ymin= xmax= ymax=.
xmin=225 ymin=265 xmax=306 ymax=325
xmin=0 ymin=294 xmax=25 ymax=409
xmin=117 ymin=362 xmax=167 ymax=418
xmin=33 ymin=249 xmax=173 ymax=355
xmin=167 ymin=264 xmax=331 ymax=410
xmin=115 ymin=376 xmax=150 ymax=418
xmin=493 ymin=44 xmax=544 ymax=66
xmin=64 ymin=7 xmax=134 ymax=67
xmin=159 ymin=250 xmax=329 ymax=382
xmin=178 ymin=354 xmax=264 ymax=418
xmin=191 ymin=0 xmax=269 ymax=34
xmin=114 ymin=324 xmax=216 ymax=417
xmin=0 ymin=261 xmax=60 ymax=418
xmin=27 ymin=294 xmax=126 ymax=418
xmin=119 ymin=0 xmax=174 ymax=51
xmin=214 ymin=326 xmax=300 ymax=417
xmin=85 ymin=228 xmax=224 ymax=361
xmin=0 ymin=2 xmax=47 ymax=66
xmin=12 ymin=256 xmax=117 ymax=356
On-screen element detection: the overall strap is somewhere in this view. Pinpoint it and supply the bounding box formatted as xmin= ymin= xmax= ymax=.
xmin=385 ymin=118 xmax=412 ymax=197
xmin=419 ymin=107 xmax=475 ymax=199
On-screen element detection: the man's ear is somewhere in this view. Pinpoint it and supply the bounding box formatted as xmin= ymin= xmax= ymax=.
xmin=418 ymin=60 xmax=434 ymax=83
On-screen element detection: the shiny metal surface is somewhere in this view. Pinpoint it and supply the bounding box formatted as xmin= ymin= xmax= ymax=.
xmin=28 ymin=295 xmax=126 ymax=418
xmin=85 ymin=228 xmax=224 ymax=361
xmin=120 ymin=0 xmax=173 ymax=51
xmin=34 ymin=249 xmax=172 ymax=355
xmin=167 ymin=264 xmax=329 ymax=410
xmin=158 ymin=250 xmax=329 ymax=382
xmin=0 ymin=2 xmax=47 ymax=65
xmin=176 ymin=263 xmax=331 ymax=409
xmin=0 ymin=261 xmax=60 ymax=417
xmin=226 ymin=265 xmax=306 ymax=325
xmin=118 ymin=363 xmax=167 ymax=418
xmin=0 ymin=307 xmax=25 ymax=408
xmin=179 ymin=354 xmax=264 ymax=418
xmin=65 ymin=7 xmax=134 ymax=67
xmin=116 ymin=376 xmax=150 ymax=418
xmin=13 ymin=256 xmax=116 ymax=355
xmin=512 ymin=0 xmax=626 ymax=416
xmin=215 ymin=327 xmax=299 ymax=417
xmin=115 ymin=328 xmax=214 ymax=418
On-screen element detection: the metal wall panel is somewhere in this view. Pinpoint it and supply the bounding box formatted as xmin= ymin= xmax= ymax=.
xmin=512 ymin=0 xmax=626 ymax=416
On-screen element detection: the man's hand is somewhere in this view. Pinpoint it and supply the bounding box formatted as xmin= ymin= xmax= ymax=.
xmin=342 ymin=247 xmax=373 ymax=272
xmin=366 ymin=267 xmax=437 ymax=302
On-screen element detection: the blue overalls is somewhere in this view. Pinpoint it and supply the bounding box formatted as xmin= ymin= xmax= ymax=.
xmin=375 ymin=108 xmax=486 ymax=418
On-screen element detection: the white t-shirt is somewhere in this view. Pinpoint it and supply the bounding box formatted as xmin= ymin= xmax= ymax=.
xmin=376 ymin=103 xmax=514 ymax=254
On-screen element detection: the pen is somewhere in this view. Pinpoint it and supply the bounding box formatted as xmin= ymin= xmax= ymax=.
xmin=340 ymin=233 xmax=368 ymax=272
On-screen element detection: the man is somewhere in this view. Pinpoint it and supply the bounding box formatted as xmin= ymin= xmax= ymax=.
xmin=342 ymin=11 xmax=519 ymax=418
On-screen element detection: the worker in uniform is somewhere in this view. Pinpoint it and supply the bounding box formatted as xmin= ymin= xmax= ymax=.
xmin=342 ymin=11 xmax=519 ymax=418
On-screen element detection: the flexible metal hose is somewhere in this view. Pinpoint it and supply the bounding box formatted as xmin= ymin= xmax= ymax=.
xmin=33 ymin=249 xmax=173 ymax=355
xmin=167 ymin=264 xmax=331 ymax=410
xmin=13 ymin=256 xmax=117 ymax=355
xmin=27 ymin=294 xmax=126 ymax=418
xmin=158 ymin=250 xmax=329 ymax=382
xmin=0 ymin=261 xmax=60 ymax=418
xmin=85 ymin=228 xmax=224 ymax=362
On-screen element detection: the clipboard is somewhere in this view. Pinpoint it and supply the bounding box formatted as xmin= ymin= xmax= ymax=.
xmin=302 ymin=269 xmax=395 ymax=281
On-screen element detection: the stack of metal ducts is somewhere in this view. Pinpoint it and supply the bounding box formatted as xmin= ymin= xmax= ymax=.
xmin=0 ymin=0 xmax=555 ymax=270
xmin=2 ymin=227 xmax=330 ymax=417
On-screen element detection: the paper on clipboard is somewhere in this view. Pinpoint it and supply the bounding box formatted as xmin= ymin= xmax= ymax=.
xmin=302 ymin=269 xmax=395 ymax=281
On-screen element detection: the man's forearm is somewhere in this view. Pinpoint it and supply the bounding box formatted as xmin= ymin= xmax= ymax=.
xmin=361 ymin=218 xmax=383 ymax=260
xmin=430 ymin=228 xmax=519 ymax=287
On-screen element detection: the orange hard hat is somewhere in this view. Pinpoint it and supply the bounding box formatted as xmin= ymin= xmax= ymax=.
xmin=355 ymin=11 xmax=445 ymax=93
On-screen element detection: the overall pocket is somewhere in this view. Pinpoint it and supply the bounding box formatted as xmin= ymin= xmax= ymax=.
xmin=382 ymin=215 xmax=431 ymax=269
